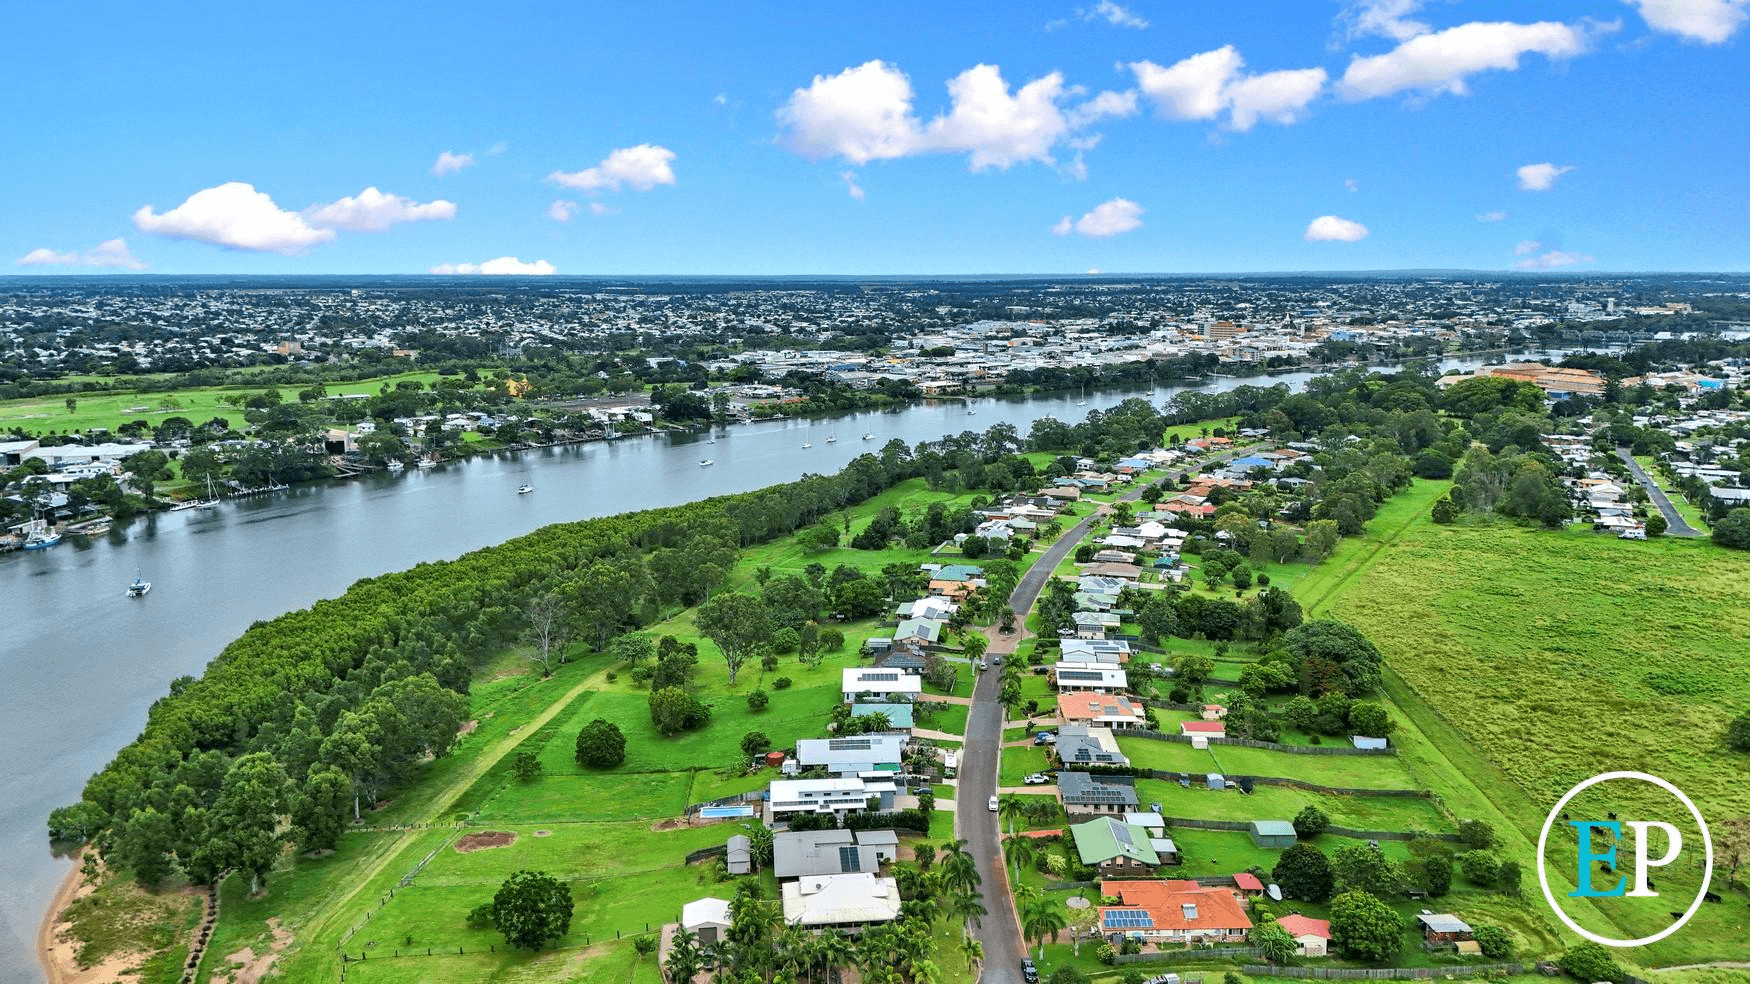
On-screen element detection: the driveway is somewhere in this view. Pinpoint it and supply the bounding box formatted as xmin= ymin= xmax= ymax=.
xmin=1615 ymin=449 xmax=1704 ymax=537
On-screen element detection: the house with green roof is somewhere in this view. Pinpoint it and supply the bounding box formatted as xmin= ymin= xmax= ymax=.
xmin=1070 ymin=816 xmax=1160 ymax=876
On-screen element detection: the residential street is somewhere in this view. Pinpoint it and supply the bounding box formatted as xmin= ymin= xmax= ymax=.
xmin=954 ymin=447 xmax=1240 ymax=981
xmin=1616 ymin=448 xmax=1705 ymax=537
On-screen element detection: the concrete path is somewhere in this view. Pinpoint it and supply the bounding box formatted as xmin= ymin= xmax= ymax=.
xmin=1615 ymin=449 xmax=1704 ymax=537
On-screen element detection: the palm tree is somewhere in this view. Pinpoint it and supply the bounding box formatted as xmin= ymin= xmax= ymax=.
xmin=911 ymin=959 xmax=944 ymax=984
xmin=937 ymin=839 xmax=980 ymax=895
xmin=815 ymin=930 xmax=853 ymax=984
xmin=913 ymin=842 xmax=937 ymax=871
xmin=1021 ymin=898 xmax=1069 ymax=961
xmin=946 ymin=889 xmax=988 ymax=940
xmin=998 ymin=795 xmax=1027 ymax=837
xmin=667 ymin=927 xmax=702 ymax=984
xmin=960 ymin=937 xmax=984 ymax=975
xmin=1002 ymin=833 xmax=1038 ymax=883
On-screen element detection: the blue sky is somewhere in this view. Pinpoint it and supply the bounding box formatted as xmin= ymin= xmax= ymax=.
xmin=4 ymin=1 xmax=1747 ymax=275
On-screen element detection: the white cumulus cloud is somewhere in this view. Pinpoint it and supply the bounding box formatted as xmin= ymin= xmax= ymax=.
xmin=1305 ymin=215 xmax=1371 ymax=242
xmin=1514 ymin=247 xmax=1592 ymax=269
xmin=1341 ymin=0 xmax=1432 ymax=41
xmin=1514 ymin=239 xmax=1543 ymax=255
xmin=1476 ymin=210 xmax=1509 ymax=221
xmin=1054 ymin=197 xmax=1144 ymax=238
xmin=548 ymin=200 xmax=578 ymax=222
xmin=429 ymin=256 xmax=556 ymax=275
xmin=1081 ymin=0 xmax=1150 ymax=29
xmin=1517 ymin=161 xmax=1574 ymax=190
xmin=16 ymin=238 xmax=147 ymax=270
xmin=1129 ymin=47 xmax=1325 ymax=130
xmin=587 ymin=202 xmax=616 ymax=216
xmin=777 ymin=60 xmax=922 ymax=165
xmin=303 ymin=187 xmax=456 ymax=232
xmin=841 ymin=171 xmax=866 ymax=201
xmin=1628 ymin=0 xmax=1747 ymax=42
xmin=777 ymin=60 xmax=1135 ymax=173
xmin=431 ymin=150 xmax=475 ymax=176
xmin=1338 ymin=20 xmax=1591 ymax=100
xmin=549 ymin=144 xmax=677 ymax=192
xmin=133 ymin=182 xmax=336 ymax=254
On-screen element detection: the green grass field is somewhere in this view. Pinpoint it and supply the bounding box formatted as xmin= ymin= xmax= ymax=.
xmin=1292 ymin=485 xmax=1750 ymax=965
xmin=1 ymin=369 xmax=462 ymax=437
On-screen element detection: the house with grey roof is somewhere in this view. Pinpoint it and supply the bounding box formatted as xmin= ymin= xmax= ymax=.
xmin=772 ymin=828 xmax=900 ymax=879
xmin=1056 ymin=725 xmax=1130 ymax=768
xmin=1057 ymin=771 xmax=1140 ymax=815
xmin=794 ymin=734 xmax=909 ymax=777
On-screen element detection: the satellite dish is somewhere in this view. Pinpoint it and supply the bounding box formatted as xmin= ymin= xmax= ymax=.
xmin=1267 ymin=884 xmax=1283 ymax=901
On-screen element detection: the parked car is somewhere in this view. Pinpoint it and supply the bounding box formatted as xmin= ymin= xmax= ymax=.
xmin=993 ymin=656 xmax=1003 ymax=666
xmin=1024 ymin=773 xmax=1050 ymax=785
xmin=988 ymin=795 xmax=999 ymax=812
xmin=1022 ymin=959 xmax=1039 ymax=984
xmin=1033 ymin=731 xmax=1057 ymax=745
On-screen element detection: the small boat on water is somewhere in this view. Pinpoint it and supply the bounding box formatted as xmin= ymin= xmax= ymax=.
xmin=517 ymin=483 xmax=533 ymax=494
xmin=22 ymin=519 xmax=60 ymax=551
xmin=385 ymin=459 xmax=405 ymax=472
xmin=862 ymin=433 xmax=875 ymax=441
xmin=127 ymin=569 xmax=151 ymax=598
xmin=699 ymin=459 xmax=714 ymax=467
xmin=801 ymin=442 xmax=812 ymax=449
xmin=826 ymin=431 xmax=838 ymax=443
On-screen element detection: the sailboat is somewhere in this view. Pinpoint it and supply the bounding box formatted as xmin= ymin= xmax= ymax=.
xmin=826 ymin=428 xmax=838 ymax=444
xmin=517 ymin=468 xmax=533 ymax=495
xmin=1076 ymin=384 xmax=1088 ymax=407
xmin=195 ymin=474 xmax=221 ymax=508
xmin=127 ymin=568 xmax=151 ymax=598
xmin=862 ymin=432 xmax=875 ymax=441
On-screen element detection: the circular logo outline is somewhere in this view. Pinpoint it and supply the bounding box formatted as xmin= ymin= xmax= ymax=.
xmin=1536 ymin=770 xmax=1713 ymax=948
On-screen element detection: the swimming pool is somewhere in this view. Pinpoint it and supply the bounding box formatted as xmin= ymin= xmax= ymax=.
xmin=698 ymin=805 xmax=755 ymax=819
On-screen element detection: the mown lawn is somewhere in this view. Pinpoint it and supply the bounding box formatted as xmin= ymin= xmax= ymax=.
xmin=1135 ymin=778 xmax=1452 ymax=832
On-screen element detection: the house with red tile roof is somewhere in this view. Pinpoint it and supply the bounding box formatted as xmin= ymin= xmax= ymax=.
xmin=1276 ymin=914 xmax=1331 ymax=956
xmin=1180 ymin=720 xmax=1226 ymax=739
xmin=1232 ymin=872 xmax=1264 ymax=896
xmin=1057 ymin=692 xmax=1146 ymax=729
xmin=1097 ymin=879 xmax=1253 ymax=944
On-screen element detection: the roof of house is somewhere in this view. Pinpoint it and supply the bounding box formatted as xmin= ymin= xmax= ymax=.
xmin=795 ymin=735 xmax=909 ymax=769
xmin=1233 ymin=872 xmax=1263 ymax=891
xmin=1248 ymin=820 xmax=1297 ymax=837
xmin=682 ymin=897 xmax=733 ymax=929
xmin=842 ymin=668 xmax=921 ymax=693
xmin=1057 ymin=771 xmax=1140 ymax=807
xmin=1098 ymin=880 xmax=1253 ymax=933
xmin=850 ymin=703 xmax=915 ymax=729
xmin=727 ymin=834 xmax=752 ymax=858
xmin=1072 ymin=816 xmax=1160 ymax=866
xmin=772 ymin=828 xmax=896 ymax=879
xmin=781 ymin=873 xmax=903 ymax=927
xmin=1181 ymin=721 xmax=1226 ymax=734
xmin=1058 ymin=692 xmax=1143 ymax=721
xmin=1417 ymin=913 xmax=1473 ymax=935
xmin=934 ymin=564 xmax=984 ymax=582
xmin=1277 ymin=914 xmax=1331 ymax=939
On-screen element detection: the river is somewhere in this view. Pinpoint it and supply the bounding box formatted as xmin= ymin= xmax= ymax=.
xmin=0 ymin=351 xmax=1528 ymax=979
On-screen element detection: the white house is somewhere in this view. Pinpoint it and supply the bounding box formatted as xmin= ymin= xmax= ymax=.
xmin=768 ymin=777 xmax=897 ymax=819
xmin=781 ymin=873 xmax=903 ymax=932
xmin=843 ymin=668 xmax=922 ymax=704
xmin=681 ymin=897 xmax=734 ymax=945
xmin=1053 ymin=662 xmax=1128 ymax=694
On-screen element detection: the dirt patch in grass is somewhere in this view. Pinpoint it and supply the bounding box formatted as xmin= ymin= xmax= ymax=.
xmin=458 ymin=719 xmax=479 ymax=737
xmin=455 ymin=830 xmax=517 ymax=852
xmin=650 ymin=817 xmax=690 ymax=832
xmin=532 ymin=829 xmax=553 ymax=837
xmin=220 ymin=917 xmax=292 ymax=984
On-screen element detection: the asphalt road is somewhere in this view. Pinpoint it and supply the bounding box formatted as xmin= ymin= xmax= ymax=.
xmin=955 ymin=448 xmax=1241 ymax=982
xmin=1615 ymin=448 xmax=1704 ymax=537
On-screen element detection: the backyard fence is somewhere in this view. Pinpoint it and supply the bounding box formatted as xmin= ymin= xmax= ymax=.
xmin=1132 ymin=768 xmax=1429 ymax=799
xmin=1117 ymin=947 xmax=1261 ymax=964
xmin=1156 ymin=816 xmax=1463 ymax=843
xmin=685 ymin=845 xmax=729 ymax=864
xmin=1125 ymin=729 xmax=1396 ymax=756
xmin=1241 ymin=964 xmax=1523 ymax=980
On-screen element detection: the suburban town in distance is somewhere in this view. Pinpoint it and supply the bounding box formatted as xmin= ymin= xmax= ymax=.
xmin=3 ymin=3 xmax=1748 ymax=984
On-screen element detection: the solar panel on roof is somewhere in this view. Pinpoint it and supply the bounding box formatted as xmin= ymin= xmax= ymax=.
xmin=1103 ymin=909 xmax=1153 ymax=928
xmin=831 ymin=738 xmax=873 ymax=750
xmin=838 ymin=845 xmax=863 ymax=872
xmin=1112 ymin=824 xmax=1133 ymax=845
